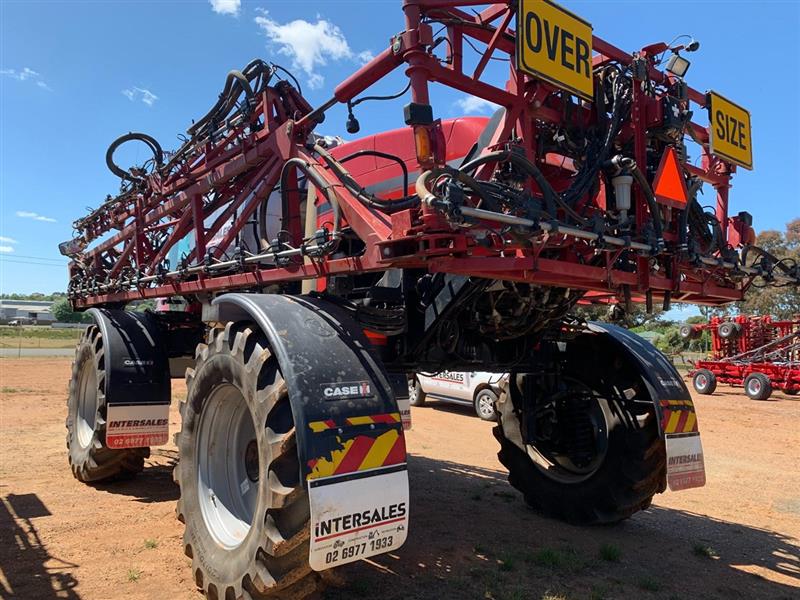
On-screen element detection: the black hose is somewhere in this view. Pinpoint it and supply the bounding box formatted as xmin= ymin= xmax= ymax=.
xmin=337 ymin=150 xmax=409 ymax=195
xmin=679 ymin=178 xmax=703 ymax=253
xmin=314 ymin=144 xmax=420 ymax=213
xmin=272 ymin=158 xmax=342 ymax=253
xmin=105 ymin=132 xmax=164 ymax=181
xmin=187 ymin=68 xmax=258 ymax=136
xmin=459 ymin=150 xmax=560 ymax=219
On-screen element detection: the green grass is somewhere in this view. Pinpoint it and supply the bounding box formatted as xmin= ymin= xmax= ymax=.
xmin=692 ymin=542 xmax=718 ymax=558
xmin=533 ymin=548 xmax=564 ymax=568
xmin=0 ymin=326 xmax=83 ymax=349
xmin=126 ymin=568 xmax=141 ymax=583
xmin=497 ymin=553 xmax=516 ymax=572
xmin=144 ymin=539 xmax=158 ymax=549
xmin=599 ymin=544 xmax=621 ymax=562
xmin=1 ymin=387 xmax=35 ymax=394
xmin=638 ymin=577 xmax=661 ymax=592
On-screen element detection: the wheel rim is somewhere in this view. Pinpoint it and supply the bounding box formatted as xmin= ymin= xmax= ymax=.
xmin=76 ymin=357 xmax=98 ymax=448
xmin=476 ymin=391 xmax=495 ymax=418
xmin=196 ymin=383 xmax=259 ymax=549
xmin=524 ymin=382 xmax=610 ymax=484
xmin=748 ymin=378 xmax=761 ymax=395
xmin=696 ymin=374 xmax=708 ymax=390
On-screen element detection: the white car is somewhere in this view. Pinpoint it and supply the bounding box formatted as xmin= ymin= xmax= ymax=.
xmin=408 ymin=371 xmax=506 ymax=421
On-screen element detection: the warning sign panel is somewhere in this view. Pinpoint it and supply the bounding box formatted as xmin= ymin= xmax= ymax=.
xmin=708 ymin=91 xmax=753 ymax=170
xmin=653 ymin=147 xmax=689 ymax=208
xmin=517 ymin=0 xmax=594 ymax=101
xmin=308 ymin=464 xmax=409 ymax=570
xmin=665 ymin=432 xmax=706 ymax=491
xmin=105 ymin=403 xmax=170 ymax=449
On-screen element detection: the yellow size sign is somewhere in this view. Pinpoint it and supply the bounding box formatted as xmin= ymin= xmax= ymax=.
xmin=517 ymin=0 xmax=593 ymax=101
xmin=708 ymin=91 xmax=753 ymax=170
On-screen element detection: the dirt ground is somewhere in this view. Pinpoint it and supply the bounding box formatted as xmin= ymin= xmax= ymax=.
xmin=1 ymin=358 xmax=798 ymax=600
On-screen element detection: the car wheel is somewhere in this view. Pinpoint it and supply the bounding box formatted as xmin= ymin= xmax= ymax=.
xmin=474 ymin=388 xmax=498 ymax=421
xmin=409 ymin=377 xmax=426 ymax=407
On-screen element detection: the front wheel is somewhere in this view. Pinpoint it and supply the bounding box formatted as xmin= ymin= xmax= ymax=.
xmin=494 ymin=373 xmax=665 ymax=524
xmin=174 ymin=323 xmax=328 ymax=600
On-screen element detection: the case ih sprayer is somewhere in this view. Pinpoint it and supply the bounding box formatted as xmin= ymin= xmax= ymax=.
xmin=686 ymin=316 xmax=800 ymax=399
xmin=61 ymin=1 xmax=798 ymax=597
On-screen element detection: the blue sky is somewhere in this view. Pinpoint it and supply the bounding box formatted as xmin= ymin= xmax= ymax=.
xmin=1 ymin=0 xmax=798 ymax=296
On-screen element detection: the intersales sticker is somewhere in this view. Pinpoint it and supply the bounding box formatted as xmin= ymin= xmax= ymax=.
xmin=105 ymin=403 xmax=170 ymax=449
xmin=396 ymin=396 xmax=412 ymax=430
xmin=308 ymin=465 xmax=409 ymax=571
xmin=665 ymin=432 xmax=706 ymax=491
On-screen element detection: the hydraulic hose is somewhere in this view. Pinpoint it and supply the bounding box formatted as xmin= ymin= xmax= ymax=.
xmin=105 ymin=132 xmax=164 ymax=181
xmin=313 ymin=144 xmax=420 ymax=213
xmin=459 ymin=150 xmax=559 ymax=218
xmin=265 ymin=158 xmax=342 ymax=254
xmin=187 ymin=68 xmax=259 ymax=136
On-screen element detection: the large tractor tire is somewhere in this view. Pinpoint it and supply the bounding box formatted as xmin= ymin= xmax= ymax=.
xmin=66 ymin=324 xmax=149 ymax=482
xmin=494 ymin=368 xmax=665 ymax=524
xmin=692 ymin=369 xmax=717 ymax=395
xmin=743 ymin=372 xmax=773 ymax=401
xmin=174 ymin=323 xmax=329 ymax=600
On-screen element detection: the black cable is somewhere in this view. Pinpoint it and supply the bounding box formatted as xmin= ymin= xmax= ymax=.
xmin=351 ymin=80 xmax=411 ymax=108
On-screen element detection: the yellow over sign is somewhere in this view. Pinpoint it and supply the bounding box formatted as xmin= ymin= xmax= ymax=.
xmin=708 ymin=91 xmax=753 ymax=170
xmin=517 ymin=0 xmax=593 ymax=101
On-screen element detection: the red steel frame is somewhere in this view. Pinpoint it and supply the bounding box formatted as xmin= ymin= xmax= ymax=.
xmin=69 ymin=1 xmax=759 ymax=309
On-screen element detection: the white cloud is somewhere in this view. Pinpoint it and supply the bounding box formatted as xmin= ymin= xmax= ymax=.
xmin=1 ymin=67 xmax=51 ymax=91
xmin=0 ymin=246 xmax=13 ymax=254
xmin=0 ymin=236 xmax=18 ymax=244
xmin=209 ymin=0 xmax=240 ymax=16
xmin=254 ymin=11 xmax=369 ymax=89
xmin=16 ymin=211 xmax=56 ymax=223
xmin=455 ymin=96 xmax=500 ymax=115
xmin=122 ymin=87 xmax=158 ymax=107
xmin=356 ymin=50 xmax=375 ymax=64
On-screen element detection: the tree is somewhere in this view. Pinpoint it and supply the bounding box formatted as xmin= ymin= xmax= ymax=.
xmin=52 ymin=299 xmax=91 ymax=323
xmin=575 ymin=302 xmax=663 ymax=328
xmin=737 ymin=219 xmax=800 ymax=318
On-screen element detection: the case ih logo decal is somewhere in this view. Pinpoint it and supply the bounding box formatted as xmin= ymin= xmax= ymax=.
xmin=322 ymin=381 xmax=372 ymax=400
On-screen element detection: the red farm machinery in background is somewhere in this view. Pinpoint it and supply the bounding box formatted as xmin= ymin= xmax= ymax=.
xmin=58 ymin=2 xmax=799 ymax=598
xmin=686 ymin=316 xmax=800 ymax=399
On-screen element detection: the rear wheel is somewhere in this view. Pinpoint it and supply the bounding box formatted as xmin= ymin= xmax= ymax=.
xmin=66 ymin=324 xmax=148 ymax=482
xmin=744 ymin=372 xmax=772 ymax=401
xmin=692 ymin=369 xmax=717 ymax=395
xmin=495 ymin=369 xmax=665 ymax=524
xmin=175 ymin=323 xmax=329 ymax=600
xmin=473 ymin=388 xmax=498 ymax=421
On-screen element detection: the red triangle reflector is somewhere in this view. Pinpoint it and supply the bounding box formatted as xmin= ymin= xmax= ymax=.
xmin=653 ymin=147 xmax=688 ymax=207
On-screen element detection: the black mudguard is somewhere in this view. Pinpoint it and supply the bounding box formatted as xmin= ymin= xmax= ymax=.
xmin=87 ymin=309 xmax=171 ymax=407
xmin=212 ymin=294 xmax=406 ymax=479
xmin=587 ymin=322 xmax=695 ymax=436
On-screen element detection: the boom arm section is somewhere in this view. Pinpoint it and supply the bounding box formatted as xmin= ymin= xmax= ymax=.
xmin=63 ymin=2 xmax=797 ymax=310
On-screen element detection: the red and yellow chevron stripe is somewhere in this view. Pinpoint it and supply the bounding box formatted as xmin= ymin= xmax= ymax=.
xmin=660 ymin=399 xmax=699 ymax=434
xmin=308 ymin=412 xmax=401 ymax=433
xmin=306 ymin=428 xmax=406 ymax=480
